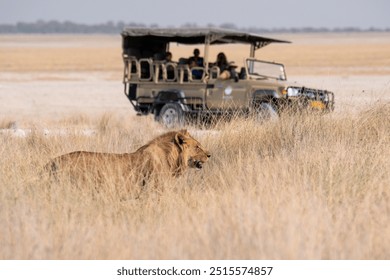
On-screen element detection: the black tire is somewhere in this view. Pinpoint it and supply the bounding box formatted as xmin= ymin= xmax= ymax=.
xmin=157 ymin=103 xmax=185 ymax=128
xmin=255 ymin=102 xmax=278 ymax=121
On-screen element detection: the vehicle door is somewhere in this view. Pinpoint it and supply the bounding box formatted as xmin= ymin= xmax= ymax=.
xmin=206 ymin=79 xmax=248 ymax=110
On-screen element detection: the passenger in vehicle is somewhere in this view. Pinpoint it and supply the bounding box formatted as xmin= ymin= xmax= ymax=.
xmin=188 ymin=48 xmax=204 ymax=80
xmin=164 ymin=52 xmax=174 ymax=63
xmin=164 ymin=52 xmax=176 ymax=80
xmin=189 ymin=48 xmax=203 ymax=67
xmin=188 ymin=57 xmax=203 ymax=80
xmin=214 ymin=52 xmax=238 ymax=81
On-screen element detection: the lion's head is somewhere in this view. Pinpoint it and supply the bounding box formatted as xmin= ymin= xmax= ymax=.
xmin=174 ymin=130 xmax=211 ymax=170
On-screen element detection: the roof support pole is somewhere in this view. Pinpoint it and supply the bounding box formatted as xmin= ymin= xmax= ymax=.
xmin=204 ymin=35 xmax=211 ymax=74
xmin=250 ymin=43 xmax=255 ymax=58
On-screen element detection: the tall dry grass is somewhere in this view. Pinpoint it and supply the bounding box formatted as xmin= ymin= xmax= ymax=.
xmin=0 ymin=103 xmax=389 ymax=259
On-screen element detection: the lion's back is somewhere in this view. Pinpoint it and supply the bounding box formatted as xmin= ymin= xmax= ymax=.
xmin=48 ymin=151 xmax=138 ymax=180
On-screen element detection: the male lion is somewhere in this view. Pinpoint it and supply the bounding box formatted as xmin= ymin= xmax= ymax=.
xmin=47 ymin=129 xmax=210 ymax=185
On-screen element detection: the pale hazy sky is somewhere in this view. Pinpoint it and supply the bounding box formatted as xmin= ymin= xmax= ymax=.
xmin=0 ymin=0 xmax=389 ymax=29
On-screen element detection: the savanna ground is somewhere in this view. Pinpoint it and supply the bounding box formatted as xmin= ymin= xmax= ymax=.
xmin=0 ymin=33 xmax=389 ymax=259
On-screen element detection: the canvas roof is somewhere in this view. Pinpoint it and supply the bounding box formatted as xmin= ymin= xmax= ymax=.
xmin=121 ymin=27 xmax=291 ymax=47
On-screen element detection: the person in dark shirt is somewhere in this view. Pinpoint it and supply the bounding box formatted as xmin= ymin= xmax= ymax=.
xmin=189 ymin=48 xmax=203 ymax=67
xmin=164 ymin=51 xmax=174 ymax=63
xmin=215 ymin=52 xmax=238 ymax=81
xmin=188 ymin=48 xmax=204 ymax=79
xmin=215 ymin=52 xmax=230 ymax=79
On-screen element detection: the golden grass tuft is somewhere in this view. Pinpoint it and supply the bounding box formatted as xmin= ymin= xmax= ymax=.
xmin=1 ymin=103 xmax=389 ymax=259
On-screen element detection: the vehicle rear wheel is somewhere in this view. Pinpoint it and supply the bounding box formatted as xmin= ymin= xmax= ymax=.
xmin=255 ymin=102 xmax=278 ymax=121
xmin=158 ymin=103 xmax=185 ymax=128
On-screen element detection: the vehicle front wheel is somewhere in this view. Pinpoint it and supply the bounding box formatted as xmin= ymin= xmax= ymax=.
xmin=255 ymin=102 xmax=278 ymax=121
xmin=157 ymin=103 xmax=185 ymax=128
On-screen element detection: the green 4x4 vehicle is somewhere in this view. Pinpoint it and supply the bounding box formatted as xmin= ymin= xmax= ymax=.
xmin=121 ymin=28 xmax=334 ymax=127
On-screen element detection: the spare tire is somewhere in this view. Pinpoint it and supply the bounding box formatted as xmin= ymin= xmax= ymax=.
xmin=255 ymin=102 xmax=278 ymax=121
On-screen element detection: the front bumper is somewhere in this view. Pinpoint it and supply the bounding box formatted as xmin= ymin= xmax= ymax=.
xmin=286 ymin=87 xmax=335 ymax=111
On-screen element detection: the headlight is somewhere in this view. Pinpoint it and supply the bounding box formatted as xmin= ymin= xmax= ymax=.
xmin=324 ymin=95 xmax=329 ymax=102
xmin=307 ymin=92 xmax=315 ymax=99
xmin=287 ymin=87 xmax=300 ymax=97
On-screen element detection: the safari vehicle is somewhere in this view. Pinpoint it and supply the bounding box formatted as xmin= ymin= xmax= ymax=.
xmin=121 ymin=28 xmax=334 ymax=127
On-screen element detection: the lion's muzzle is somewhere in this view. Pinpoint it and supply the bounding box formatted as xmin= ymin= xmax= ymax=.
xmin=195 ymin=161 xmax=203 ymax=170
xmin=188 ymin=158 xmax=208 ymax=170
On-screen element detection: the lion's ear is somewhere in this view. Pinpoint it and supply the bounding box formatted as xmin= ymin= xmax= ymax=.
xmin=174 ymin=132 xmax=186 ymax=150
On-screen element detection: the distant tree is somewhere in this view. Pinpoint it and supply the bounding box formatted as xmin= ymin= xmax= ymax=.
xmin=0 ymin=24 xmax=16 ymax=33
xmin=219 ymin=22 xmax=237 ymax=30
xmin=0 ymin=20 xmax=387 ymax=34
xmin=181 ymin=22 xmax=198 ymax=28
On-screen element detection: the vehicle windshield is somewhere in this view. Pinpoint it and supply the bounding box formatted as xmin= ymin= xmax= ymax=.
xmin=246 ymin=59 xmax=287 ymax=81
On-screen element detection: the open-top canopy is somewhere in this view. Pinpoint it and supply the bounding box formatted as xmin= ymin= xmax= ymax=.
xmin=121 ymin=27 xmax=290 ymax=49
xmin=121 ymin=27 xmax=291 ymax=69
